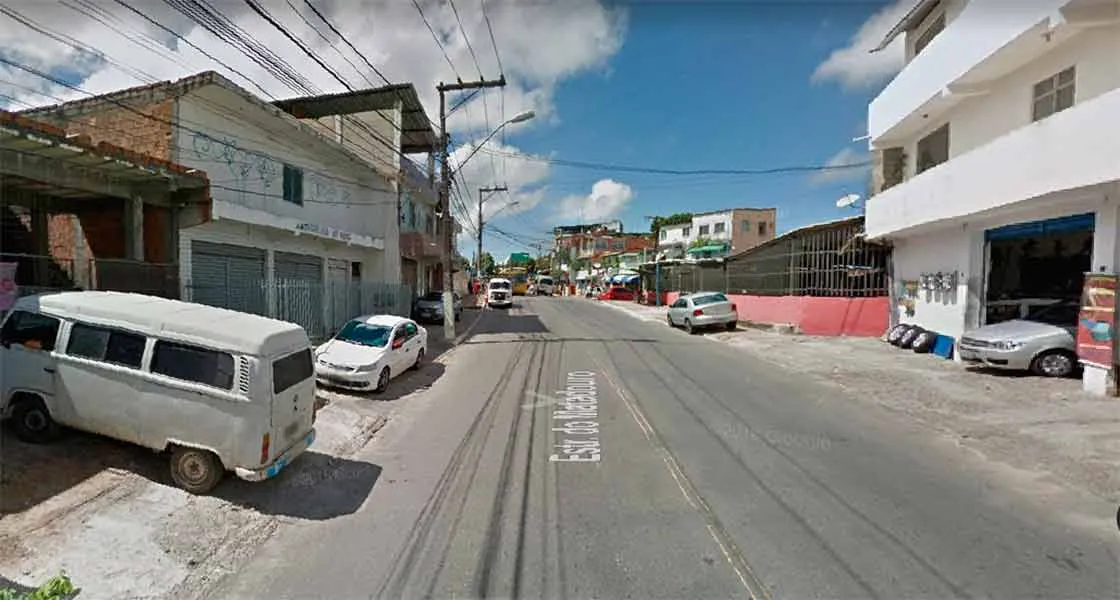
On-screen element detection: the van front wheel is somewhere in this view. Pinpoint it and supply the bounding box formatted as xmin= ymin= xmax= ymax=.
xmin=169 ymin=446 xmax=224 ymax=495
xmin=10 ymin=396 xmax=61 ymax=444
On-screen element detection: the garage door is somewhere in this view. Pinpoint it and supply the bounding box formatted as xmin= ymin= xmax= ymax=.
xmin=190 ymin=241 xmax=267 ymax=315
xmin=275 ymin=251 xmax=324 ymax=337
xmin=326 ymin=258 xmax=351 ymax=331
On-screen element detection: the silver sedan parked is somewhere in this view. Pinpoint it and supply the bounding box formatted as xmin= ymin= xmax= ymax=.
xmin=667 ymin=291 xmax=739 ymax=334
xmin=958 ymin=301 xmax=1081 ymax=377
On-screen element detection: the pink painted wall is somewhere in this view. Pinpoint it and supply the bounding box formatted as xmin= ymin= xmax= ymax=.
xmin=659 ymin=292 xmax=889 ymax=337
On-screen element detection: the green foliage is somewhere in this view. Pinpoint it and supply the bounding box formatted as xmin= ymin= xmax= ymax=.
xmin=479 ymin=252 xmax=496 ymax=275
xmin=649 ymin=212 xmax=693 ymax=233
xmin=0 ymin=573 xmax=76 ymax=600
xmin=689 ymin=236 xmax=715 ymax=249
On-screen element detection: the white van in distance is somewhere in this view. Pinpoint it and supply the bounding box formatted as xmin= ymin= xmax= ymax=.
xmin=487 ymin=278 xmax=513 ymax=308
xmin=536 ymin=276 xmax=556 ymax=296
xmin=0 ymin=291 xmax=318 ymax=494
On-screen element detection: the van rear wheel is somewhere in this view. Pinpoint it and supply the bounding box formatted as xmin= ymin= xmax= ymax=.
xmin=169 ymin=446 xmax=224 ymax=495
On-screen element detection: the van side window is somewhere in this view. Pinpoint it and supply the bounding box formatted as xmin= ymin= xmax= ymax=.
xmin=0 ymin=310 xmax=60 ymax=351
xmin=67 ymin=323 xmax=146 ymax=369
xmin=273 ymin=348 xmax=313 ymax=394
xmin=151 ymin=340 xmax=235 ymax=390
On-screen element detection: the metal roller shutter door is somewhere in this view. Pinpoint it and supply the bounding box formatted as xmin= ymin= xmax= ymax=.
xmin=190 ymin=241 xmax=267 ymax=315
xmin=326 ymin=258 xmax=351 ymax=331
xmin=275 ymin=251 xmax=324 ymax=336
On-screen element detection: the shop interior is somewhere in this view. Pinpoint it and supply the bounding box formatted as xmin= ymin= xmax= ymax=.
xmin=985 ymin=224 xmax=1091 ymax=326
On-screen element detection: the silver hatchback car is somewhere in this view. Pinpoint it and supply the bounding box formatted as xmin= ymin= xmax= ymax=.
xmin=667 ymin=291 xmax=739 ymax=334
xmin=958 ymin=301 xmax=1081 ymax=377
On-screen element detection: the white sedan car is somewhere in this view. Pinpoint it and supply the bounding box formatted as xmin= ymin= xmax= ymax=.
xmin=313 ymin=315 xmax=428 ymax=393
xmin=667 ymin=291 xmax=739 ymax=334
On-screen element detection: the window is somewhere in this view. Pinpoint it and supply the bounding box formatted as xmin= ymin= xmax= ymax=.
xmin=659 ymin=230 xmax=666 ymax=240
xmin=335 ymin=320 xmax=392 ymax=347
xmin=758 ymin=221 xmax=767 ymax=236
xmin=913 ymin=13 xmax=945 ymax=57
xmin=66 ymin=323 xmax=146 ymax=368
xmin=273 ymin=348 xmax=313 ymax=394
xmin=151 ymin=340 xmax=235 ymax=390
xmin=0 ymin=311 xmax=60 ymax=351
xmin=698 ymin=225 xmax=710 ymax=236
xmin=692 ymin=293 xmax=729 ymax=306
xmin=713 ymin=222 xmax=725 ymax=234
xmin=282 ymin=164 xmax=304 ymax=205
xmin=916 ymin=123 xmax=950 ymax=174
xmin=682 ymin=226 xmax=691 ymax=237
xmin=1033 ymin=67 xmax=1076 ymax=122
xmin=404 ymin=322 xmax=418 ymax=338
xmin=740 ymin=219 xmax=751 ymax=233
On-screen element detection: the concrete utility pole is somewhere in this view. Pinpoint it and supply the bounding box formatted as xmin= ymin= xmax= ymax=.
xmin=477 ymin=185 xmax=508 ymax=278
xmin=645 ymin=215 xmax=663 ymax=306
xmin=438 ymin=76 xmax=507 ymax=342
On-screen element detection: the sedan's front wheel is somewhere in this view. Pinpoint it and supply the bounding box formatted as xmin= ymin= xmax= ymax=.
xmin=375 ymin=367 xmax=391 ymax=393
xmin=1030 ymin=350 xmax=1077 ymax=378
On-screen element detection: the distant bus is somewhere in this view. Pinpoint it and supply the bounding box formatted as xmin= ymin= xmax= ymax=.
xmin=499 ymin=267 xmax=530 ymax=295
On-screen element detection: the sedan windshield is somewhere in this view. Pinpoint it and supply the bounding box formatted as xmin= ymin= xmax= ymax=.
xmin=334 ymin=320 xmax=392 ymax=347
xmin=420 ymin=292 xmax=443 ymax=301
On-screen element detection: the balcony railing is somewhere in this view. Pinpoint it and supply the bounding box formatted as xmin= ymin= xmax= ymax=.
xmin=866 ymin=86 xmax=1120 ymax=238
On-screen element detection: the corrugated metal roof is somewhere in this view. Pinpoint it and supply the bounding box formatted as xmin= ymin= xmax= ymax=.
xmin=272 ymin=84 xmax=437 ymax=154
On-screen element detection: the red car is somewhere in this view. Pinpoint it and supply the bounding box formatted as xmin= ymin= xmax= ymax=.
xmin=598 ymin=286 xmax=636 ymax=301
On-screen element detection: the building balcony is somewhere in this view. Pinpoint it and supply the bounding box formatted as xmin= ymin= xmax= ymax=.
xmin=400 ymin=231 xmax=441 ymax=261
xmin=865 ymin=85 xmax=1120 ymax=239
xmin=870 ymin=0 xmax=1115 ymax=145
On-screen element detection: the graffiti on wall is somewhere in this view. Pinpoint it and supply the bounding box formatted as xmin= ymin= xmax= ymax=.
xmin=190 ymin=131 xmax=356 ymax=205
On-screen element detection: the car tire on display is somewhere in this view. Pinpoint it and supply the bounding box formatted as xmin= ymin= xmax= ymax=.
xmin=169 ymin=446 xmax=224 ymax=495
xmin=898 ymin=326 xmax=924 ymax=349
xmin=886 ymin=324 xmax=909 ymax=344
xmin=375 ymin=367 xmax=391 ymax=393
xmin=1030 ymin=350 xmax=1077 ymax=378
xmin=889 ymin=325 xmax=911 ymax=346
xmin=912 ymin=330 xmax=938 ymax=353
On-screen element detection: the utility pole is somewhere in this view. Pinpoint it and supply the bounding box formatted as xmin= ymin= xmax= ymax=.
xmin=438 ymin=76 xmax=506 ymax=342
xmin=645 ymin=215 xmax=663 ymax=306
xmin=476 ymin=185 xmax=508 ymax=279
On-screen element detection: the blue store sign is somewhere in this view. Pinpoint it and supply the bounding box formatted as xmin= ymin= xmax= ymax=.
xmin=984 ymin=213 xmax=1095 ymax=242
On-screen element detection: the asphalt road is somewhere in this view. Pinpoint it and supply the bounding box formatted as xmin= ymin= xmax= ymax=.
xmin=212 ymin=296 xmax=1120 ymax=600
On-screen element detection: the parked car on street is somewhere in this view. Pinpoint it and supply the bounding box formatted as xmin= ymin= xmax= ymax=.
xmin=487 ymin=278 xmax=513 ymax=308
xmin=598 ymin=286 xmax=636 ymax=301
xmin=958 ymin=301 xmax=1081 ymax=377
xmin=536 ymin=276 xmax=556 ymax=296
xmin=314 ymin=315 xmax=428 ymax=393
xmin=0 ymin=291 xmax=317 ymax=495
xmin=667 ymin=292 xmax=739 ymax=334
xmin=412 ymin=291 xmax=462 ymax=324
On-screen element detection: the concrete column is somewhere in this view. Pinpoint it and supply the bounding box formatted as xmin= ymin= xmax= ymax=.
xmin=30 ymin=198 xmax=48 ymax=286
xmin=126 ymin=195 xmax=144 ymax=261
xmin=265 ymin=249 xmax=277 ymax=319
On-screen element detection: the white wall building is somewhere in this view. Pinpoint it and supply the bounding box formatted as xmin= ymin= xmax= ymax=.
xmin=657 ymin=222 xmax=692 ymax=260
xmin=864 ymin=0 xmax=1120 ymax=392
xmin=26 ymin=72 xmax=436 ymax=339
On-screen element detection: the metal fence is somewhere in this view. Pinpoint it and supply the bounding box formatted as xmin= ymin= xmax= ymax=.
xmin=183 ymin=278 xmax=413 ymax=341
xmin=2 ymin=252 xmax=180 ymax=298
xmin=640 ymin=218 xmax=890 ymax=298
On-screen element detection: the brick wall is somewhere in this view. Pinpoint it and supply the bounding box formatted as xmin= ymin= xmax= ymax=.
xmin=33 ymin=98 xmax=176 ymax=161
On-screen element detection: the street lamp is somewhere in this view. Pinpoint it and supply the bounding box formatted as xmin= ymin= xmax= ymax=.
xmin=451 ymin=110 xmax=536 ymax=177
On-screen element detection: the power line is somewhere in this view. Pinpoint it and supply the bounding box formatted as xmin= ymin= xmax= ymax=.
xmin=411 ymin=0 xmax=460 ymax=80
xmin=476 ymin=146 xmax=872 ymax=176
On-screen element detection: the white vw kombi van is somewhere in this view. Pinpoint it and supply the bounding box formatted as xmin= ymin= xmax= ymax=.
xmin=0 ymin=291 xmax=318 ymax=494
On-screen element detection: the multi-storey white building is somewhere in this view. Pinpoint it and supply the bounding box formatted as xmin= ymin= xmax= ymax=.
xmin=864 ymin=0 xmax=1120 ymax=392
xmin=657 ymin=208 xmax=776 ymax=260
xmin=26 ymin=72 xmax=436 ymax=338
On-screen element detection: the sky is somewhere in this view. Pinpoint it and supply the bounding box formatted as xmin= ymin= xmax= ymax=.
xmin=0 ymin=0 xmax=917 ymax=261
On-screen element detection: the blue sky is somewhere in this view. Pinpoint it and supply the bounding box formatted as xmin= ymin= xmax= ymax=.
xmin=480 ymin=1 xmax=896 ymax=259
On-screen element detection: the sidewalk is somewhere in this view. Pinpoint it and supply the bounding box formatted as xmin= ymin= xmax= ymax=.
xmin=0 ymin=310 xmax=489 ymax=599
xmin=603 ymin=300 xmax=1120 ymax=502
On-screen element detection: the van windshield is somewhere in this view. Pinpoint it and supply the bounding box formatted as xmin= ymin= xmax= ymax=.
xmin=539 ymin=278 xmax=553 ymax=285
xmin=490 ymin=281 xmax=511 ymax=290
xmin=335 ymin=321 xmax=392 ymax=348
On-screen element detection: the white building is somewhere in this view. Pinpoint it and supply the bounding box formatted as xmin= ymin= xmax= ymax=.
xmin=26 ymin=72 xmax=436 ymax=338
xmin=864 ymin=0 xmax=1120 ymax=391
xmin=657 ymin=221 xmax=692 ymax=260
xmin=657 ymin=207 xmax=776 ymax=260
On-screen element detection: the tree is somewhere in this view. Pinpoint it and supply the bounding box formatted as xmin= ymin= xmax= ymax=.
xmin=649 ymin=212 xmax=693 ymax=233
xmin=525 ymin=257 xmax=537 ymax=274
xmin=479 ymin=252 xmax=496 ymax=276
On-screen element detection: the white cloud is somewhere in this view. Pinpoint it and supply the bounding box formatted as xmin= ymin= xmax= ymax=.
xmin=810 ymin=147 xmax=870 ymax=186
xmin=555 ymin=179 xmax=634 ymax=223
xmin=0 ymin=0 xmax=625 ymax=246
xmin=448 ymin=140 xmax=549 ymax=227
xmin=811 ymin=0 xmax=913 ymax=90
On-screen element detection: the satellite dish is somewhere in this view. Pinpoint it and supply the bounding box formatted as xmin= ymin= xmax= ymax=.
xmin=836 ymin=193 xmax=861 ymax=209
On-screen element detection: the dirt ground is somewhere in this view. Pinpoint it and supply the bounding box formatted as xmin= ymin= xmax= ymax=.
xmin=0 ymin=317 xmax=470 ymax=600
xmin=604 ymin=299 xmax=1120 ymax=503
